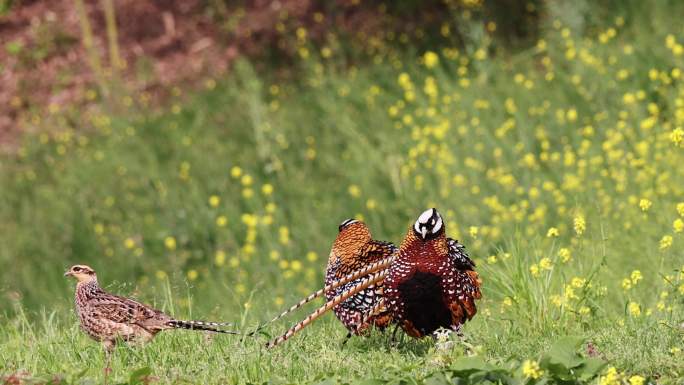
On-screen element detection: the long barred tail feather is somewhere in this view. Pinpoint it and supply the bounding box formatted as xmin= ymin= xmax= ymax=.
xmin=354 ymin=298 xmax=386 ymax=334
xmin=167 ymin=320 xmax=242 ymax=335
xmin=266 ymin=271 xmax=387 ymax=348
xmin=257 ymin=256 xmax=394 ymax=332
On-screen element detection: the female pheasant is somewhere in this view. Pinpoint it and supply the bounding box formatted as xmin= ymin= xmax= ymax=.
xmin=264 ymin=219 xmax=396 ymax=347
xmin=65 ymin=264 xmax=239 ymax=353
xmin=383 ymin=208 xmax=481 ymax=338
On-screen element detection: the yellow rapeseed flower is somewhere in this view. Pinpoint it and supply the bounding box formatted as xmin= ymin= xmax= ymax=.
xmin=530 ymin=264 xmax=540 ymax=277
xmin=522 ymin=360 xmax=544 ymax=379
xmin=230 ymin=166 xmax=242 ymax=178
xmin=423 ymin=51 xmax=439 ymax=68
xmin=630 ymin=270 xmax=642 ymax=284
xmin=600 ymin=367 xmax=621 ymax=385
xmin=216 ymin=215 xmax=228 ymax=227
xmin=261 ymin=184 xmax=274 ymax=195
xmin=573 ymin=215 xmax=586 ymax=236
xmin=241 ymin=174 xmax=253 ymax=186
xmin=639 ymin=198 xmax=652 ymax=212
xmin=571 ymin=277 xmax=586 ymax=288
xmin=659 ymin=235 xmax=673 ymax=250
xmin=306 ymin=251 xmax=318 ymax=262
xmin=677 ymin=203 xmax=684 ymax=217
xmin=124 ymin=238 xmax=136 ymax=249
xmin=207 ymin=195 xmax=221 ymax=209
xmin=546 ymin=227 xmax=560 ymax=237
xmin=215 ymin=250 xmax=226 ymax=266
xmin=629 ymin=375 xmax=645 ymax=385
xmin=559 ymin=248 xmax=572 ymax=263
xmin=187 ymin=270 xmax=198 ymax=281
xmin=673 ymin=218 xmax=684 ymax=233
xmin=628 ymin=301 xmax=641 ymax=316
xmin=164 ymin=236 xmax=176 ymax=251
xmin=279 ymin=226 xmax=290 ymax=245
xmin=348 ymin=184 xmax=361 ymax=198
xmin=540 ymin=258 xmax=553 ymax=270
xmin=671 ymin=127 xmax=684 ymax=146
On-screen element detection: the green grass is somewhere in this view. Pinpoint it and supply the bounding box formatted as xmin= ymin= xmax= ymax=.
xmin=1 ymin=2 xmax=684 ymax=383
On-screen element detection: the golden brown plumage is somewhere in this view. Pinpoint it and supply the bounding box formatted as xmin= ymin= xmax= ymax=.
xmin=325 ymin=219 xmax=396 ymax=334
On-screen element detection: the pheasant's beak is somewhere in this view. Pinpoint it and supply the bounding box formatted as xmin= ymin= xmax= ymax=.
xmin=64 ymin=270 xmax=73 ymax=277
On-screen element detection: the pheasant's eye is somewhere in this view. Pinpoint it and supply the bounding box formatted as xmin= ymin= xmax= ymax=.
xmin=73 ymin=267 xmax=81 ymax=272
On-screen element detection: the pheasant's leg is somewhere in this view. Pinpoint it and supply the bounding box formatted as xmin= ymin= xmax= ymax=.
xmin=390 ymin=324 xmax=401 ymax=346
xmin=340 ymin=331 xmax=353 ymax=346
xmin=103 ymin=340 xmax=114 ymax=385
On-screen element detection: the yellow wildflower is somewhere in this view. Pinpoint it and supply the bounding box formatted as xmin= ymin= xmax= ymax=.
xmin=187 ymin=270 xmax=198 ymax=281
xmin=164 ymin=236 xmax=176 ymax=251
xmin=423 ymin=51 xmax=439 ymax=68
xmin=673 ymin=218 xmax=683 ymax=233
xmin=546 ymin=227 xmax=560 ymax=237
xmin=530 ymin=264 xmax=540 ymax=277
xmin=279 ymin=226 xmax=290 ymax=245
xmin=124 ymin=238 xmax=135 ymax=249
xmin=209 ymin=195 xmax=220 ymax=207
xmin=539 ymin=258 xmax=553 ymax=270
xmin=559 ymin=248 xmax=572 ymax=263
xmin=628 ymin=301 xmax=641 ymax=316
xmin=659 ymin=235 xmax=673 ymax=250
xmin=230 ymin=166 xmax=242 ymax=178
xmin=306 ymin=251 xmax=318 ymax=262
xmin=348 ymin=184 xmax=361 ymax=198
xmin=522 ymin=360 xmax=543 ymax=379
xmin=629 ymin=376 xmax=645 ymax=385
xmin=600 ymin=367 xmax=620 ymax=385
xmin=262 ymin=184 xmax=274 ymax=195
xmin=241 ymin=174 xmax=253 ymax=186
xmin=639 ymin=198 xmax=652 ymax=212
xmin=215 ymin=250 xmax=226 ymax=266
xmin=573 ymin=215 xmax=586 ymax=236
xmin=216 ymin=215 xmax=228 ymax=227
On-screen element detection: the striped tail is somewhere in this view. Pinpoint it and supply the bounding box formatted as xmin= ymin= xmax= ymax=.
xmin=257 ymin=256 xmax=394 ymax=331
xmin=167 ymin=320 xmax=241 ymax=334
xmin=266 ymin=271 xmax=387 ymax=348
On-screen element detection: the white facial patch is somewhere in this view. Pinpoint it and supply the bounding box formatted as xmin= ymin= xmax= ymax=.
xmin=413 ymin=208 xmax=443 ymax=236
xmin=340 ymin=218 xmax=359 ymax=228
xmin=432 ymin=214 xmax=443 ymax=234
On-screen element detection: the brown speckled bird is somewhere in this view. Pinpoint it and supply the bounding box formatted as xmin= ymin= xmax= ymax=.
xmin=383 ymin=208 xmax=481 ymax=338
xmin=65 ymin=264 xmax=238 ymax=353
xmin=262 ymin=219 xmax=396 ymax=347
xmin=324 ymin=219 xmax=397 ymax=335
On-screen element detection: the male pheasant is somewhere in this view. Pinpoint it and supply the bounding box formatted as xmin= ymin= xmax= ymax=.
xmin=264 ymin=219 xmax=396 ymax=347
xmin=65 ymin=264 xmax=238 ymax=353
xmin=383 ymin=208 xmax=481 ymax=338
xmin=324 ymin=219 xmax=396 ymax=335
